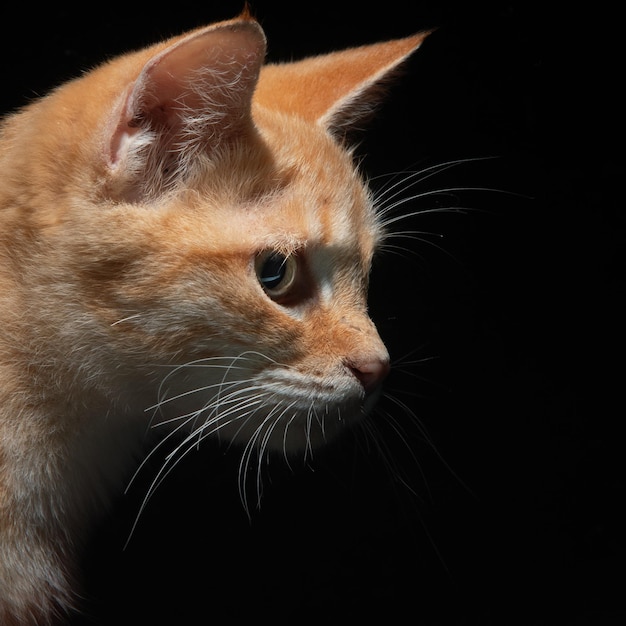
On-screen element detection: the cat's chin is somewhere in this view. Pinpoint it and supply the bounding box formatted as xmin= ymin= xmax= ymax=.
xmin=362 ymin=383 xmax=383 ymax=417
xmin=204 ymin=390 xmax=379 ymax=455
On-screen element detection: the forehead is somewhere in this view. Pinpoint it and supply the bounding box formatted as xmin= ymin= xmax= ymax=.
xmin=253 ymin=177 xmax=377 ymax=255
xmin=177 ymin=134 xmax=378 ymax=255
xmin=251 ymin=116 xmax=381 ymax=255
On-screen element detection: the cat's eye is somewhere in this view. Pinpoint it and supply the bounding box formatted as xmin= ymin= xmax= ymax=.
xmin=255 ymin=251 xmax=298 ymax=300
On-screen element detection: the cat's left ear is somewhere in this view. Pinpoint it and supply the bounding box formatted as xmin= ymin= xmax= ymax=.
xmin=254 ymin=31 xmax=431 ymax=137
xmin=106 ymin=18 xmax=266 ymax=199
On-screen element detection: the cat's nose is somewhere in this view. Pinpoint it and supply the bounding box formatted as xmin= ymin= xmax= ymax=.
xmin=346 ymin=356 xmax=391 ymax=392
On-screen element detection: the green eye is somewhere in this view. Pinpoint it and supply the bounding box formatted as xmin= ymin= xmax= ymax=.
xmin=255 ymin=251 xmax=297 ymax=299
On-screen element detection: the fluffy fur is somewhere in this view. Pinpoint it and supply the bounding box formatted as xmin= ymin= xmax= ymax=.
xmin=0 ymin=15 xmax=428 ymax=624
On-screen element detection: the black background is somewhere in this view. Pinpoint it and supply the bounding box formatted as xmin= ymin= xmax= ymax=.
xmin=2 ymin=1 xmax=624 ymax=624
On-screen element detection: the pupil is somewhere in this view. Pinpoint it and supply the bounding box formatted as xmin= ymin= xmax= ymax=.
xmin=260 ymin=253 xmax=286 ymax=289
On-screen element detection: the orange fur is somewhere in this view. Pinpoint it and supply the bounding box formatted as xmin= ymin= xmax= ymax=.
xmin=0 ymin=16 xmax=427 ymax=624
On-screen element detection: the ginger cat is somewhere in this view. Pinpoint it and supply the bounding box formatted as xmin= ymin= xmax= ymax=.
xmin=0 ymin=14 xmax=428 ymax=624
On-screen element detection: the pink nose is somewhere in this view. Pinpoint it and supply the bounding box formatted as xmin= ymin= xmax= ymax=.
xmin=346 ymin=357 xmax=391 ymax=392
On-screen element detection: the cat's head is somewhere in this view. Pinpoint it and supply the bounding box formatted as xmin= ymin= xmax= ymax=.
xmin=0 ymin=16 xmax=428 ymax=453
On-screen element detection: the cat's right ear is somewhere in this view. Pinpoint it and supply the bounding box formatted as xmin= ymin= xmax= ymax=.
xmin=105 ymin=18 xmax=266 ymax=200
xmin=254 ymin=31 xmax=430 ymax=139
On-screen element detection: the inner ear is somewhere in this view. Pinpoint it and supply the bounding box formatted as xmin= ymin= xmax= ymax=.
xmin=107 ymin=19 xmax=266 ymax=197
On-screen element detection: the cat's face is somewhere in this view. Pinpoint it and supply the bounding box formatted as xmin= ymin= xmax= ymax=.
xmin=1 ymin=17 xmax=428 ymax=455
xmin=87 ymin=115 xmax=388 ymax=452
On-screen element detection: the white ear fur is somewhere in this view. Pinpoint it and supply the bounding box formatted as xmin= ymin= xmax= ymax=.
xmin=108 ymin=19 xmax=266 ymax=200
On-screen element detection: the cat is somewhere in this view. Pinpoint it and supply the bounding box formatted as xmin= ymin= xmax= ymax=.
xmin=0 ymin=13 xmax=429 ymax=625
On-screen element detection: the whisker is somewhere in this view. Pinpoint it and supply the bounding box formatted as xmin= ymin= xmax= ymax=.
xmin=126 ymin=391 xmax=272 ymax=546
xmin=378 ymin=231 xmax=462 ymax=263
xmin=282 ymin=413 xmax=299 ymax=472
xmin=254 ymin=402 xmax=298 ymax=509
xmin=371 ymin=156 xmax=499 ymax=207
xmin=360 ymin=416 xmax=425 ymax=501
xmin=391 ymin=346 xmax=437 ymax=368
xmin=110 ymin=313 xmax=142 ymax=326
xmin=152 ymin=351 xmax=279 ymax=394
xmin=238 ymin=413 xmax=276 ymax=518
xmin=379 ymin=190 xmax=491 ymax=223
xmin=303 ymin=403 xmax=318 ymax=464
xmin=258 ymin=401 xmax=296 ymax=466
xmin=125 ymin=410 xmax=198 ymax=495
xmin=146 ymin=379 xmax=245 ymax=415
xmin=382 ymin=392 xmax=474 ymax=497
xmin=207 ymin=394 xmax=272 ymax=450
xmin=235 ymin=395 xmax=317 ymax=519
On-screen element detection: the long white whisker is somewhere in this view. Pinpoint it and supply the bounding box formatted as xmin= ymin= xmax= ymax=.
xmin=255 ymin=402 xmax=297 ymax=509
xmin=186 ymin=391 xmax=271 ymax=450
xmin=110 ymin=313 xmax=142 ymax=326
xmin=378 ymin=231 xmax=462 ymax=263
xmin=282 ymin=413 xmax=298 ymax=472
xmin=391 ymin=346 xmax=437 ymax=367
xmin=238 ymin=418 xmax=269 ymax=518
xmin=380 ymin=188 xmax=491 ymax=221
xmin=125 ymin=410 xmax=199 ymax=495
xmin=146 ymin=379 xmax=246 ymax=416
xmin=151 ymin=352 xmax=277 ymax=408
xmin=236 ymin=398 xmax=301 ymax=517
xmin=372 ymin=156 xmax=497 ymax=207
xmin=124 ymin=349 xmax=286 ymax=542
xmin=126 ymin=390 xmax=272 ymax=546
